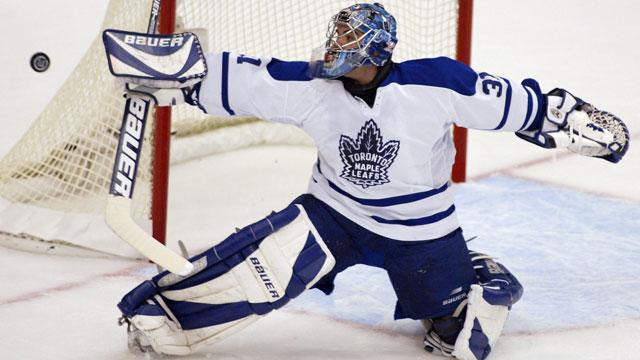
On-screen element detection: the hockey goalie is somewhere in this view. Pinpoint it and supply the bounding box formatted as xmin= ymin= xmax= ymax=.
xmin=103 ymin=2 xmax=629 ymax=359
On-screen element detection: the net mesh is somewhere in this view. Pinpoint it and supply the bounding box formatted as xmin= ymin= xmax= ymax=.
xmin=0 ymin=0 xmax=462 ymax=253
xmin=0 ymin=1 xmax=154 ymax=217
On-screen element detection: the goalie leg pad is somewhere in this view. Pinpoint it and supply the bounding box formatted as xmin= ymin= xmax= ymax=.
xmin=118 ymin=204 xmax=336 ymax=355
xmin=452 ymin=252 xmax=523 ymax=360
xmin=423 ymin=251 xmax=523 ymax=360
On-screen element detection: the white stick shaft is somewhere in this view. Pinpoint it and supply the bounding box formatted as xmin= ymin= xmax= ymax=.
xmin=106 ymin=195 xmax=193 ymax=276
xmin=102 ymin=0 xmax=192 ymax=277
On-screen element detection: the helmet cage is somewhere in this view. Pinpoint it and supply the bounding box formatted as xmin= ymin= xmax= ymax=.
xmin=308 ymin=3 xmax=397 ymax=79
xmin=325 ymin=12 xmax=375 ymax=67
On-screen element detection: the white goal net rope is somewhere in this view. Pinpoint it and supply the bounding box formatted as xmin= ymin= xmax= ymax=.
xmin=0 ymin=0 xmax=461 ymax=256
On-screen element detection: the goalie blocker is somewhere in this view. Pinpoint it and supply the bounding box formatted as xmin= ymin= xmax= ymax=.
xmin=102 ymin=29 xmax=207 ymax=88
xmin=103 ymin=29 xmax=206 ymax=109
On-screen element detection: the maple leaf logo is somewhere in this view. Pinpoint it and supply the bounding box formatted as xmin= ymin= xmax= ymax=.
xmin=339 ymin=119 xmax=400 ymax=189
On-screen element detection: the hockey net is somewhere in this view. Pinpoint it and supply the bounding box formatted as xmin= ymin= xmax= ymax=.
xmin=0 ymin=0 xmax=469 ymax=257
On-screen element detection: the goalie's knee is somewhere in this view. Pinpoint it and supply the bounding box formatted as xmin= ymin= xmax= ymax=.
xmin=455 ymin=252 xmax=523 ymax=360
xmin=117 ymin=204 xmax=335 ymax=354
xmin=424 ymin=251 xmax=523 ymax=360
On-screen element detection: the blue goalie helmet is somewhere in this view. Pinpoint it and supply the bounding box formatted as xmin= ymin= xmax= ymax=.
xmin=308 ymin=2 xmax=397 ymax=79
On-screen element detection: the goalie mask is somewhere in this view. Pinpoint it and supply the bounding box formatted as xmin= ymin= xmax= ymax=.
xmin=308 ymin=2 xmax=397 ymax=79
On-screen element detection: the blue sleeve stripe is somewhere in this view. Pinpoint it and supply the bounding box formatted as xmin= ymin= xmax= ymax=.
xmin=266 ymin=58 xmax=312 ymax=81
xmin=493 ymin=77 xmax=512 ymax=130
xmin=371 ymin=205 xmax=456 ymax=226
xmin=521 ymin=78 xmax=545 ymax=131
xmin=519 ymin=85 xmax=534 ymax=131
xmin=221 ymin=52 xmax=235 ymax=116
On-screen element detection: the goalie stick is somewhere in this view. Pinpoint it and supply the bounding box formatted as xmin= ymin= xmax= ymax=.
xmin=105 ymin=0 xmax=193 ymax=276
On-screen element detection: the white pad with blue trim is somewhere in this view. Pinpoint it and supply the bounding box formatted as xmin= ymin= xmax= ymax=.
xmin=102 ymin=29 xmax=207 ymax=88
xmin=118 ymin=204 xmax=335 ymax=355
xmin=452 ymin=253 xmax=523 ymax=360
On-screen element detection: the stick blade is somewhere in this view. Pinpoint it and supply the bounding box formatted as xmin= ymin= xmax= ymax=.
xmin=106 ymin=195 xmax=193 ymax=276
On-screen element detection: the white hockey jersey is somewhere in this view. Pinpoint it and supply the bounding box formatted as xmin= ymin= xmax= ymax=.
xmin=198 ymin=52 xmax=544 ymax=241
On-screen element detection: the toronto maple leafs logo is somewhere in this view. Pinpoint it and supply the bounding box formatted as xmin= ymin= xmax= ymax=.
xmin=339 ymin=119 xmax=399 ymax=189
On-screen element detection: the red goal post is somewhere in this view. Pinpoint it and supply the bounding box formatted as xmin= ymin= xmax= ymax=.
xmin=152 ymin=1 xmax=177 ymax=246
xmin=452 ymin=0 xmax=473 ymax=183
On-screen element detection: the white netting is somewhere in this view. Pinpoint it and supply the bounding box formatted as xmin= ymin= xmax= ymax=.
xmin=0 ymin=0 xmax=462 ymax=256
xmin=0 ymin=1 xmax=153 ymax=216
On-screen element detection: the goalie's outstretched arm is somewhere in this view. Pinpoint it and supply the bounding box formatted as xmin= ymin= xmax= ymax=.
xmin=104 ymin=30 xmax=327 ymax=128
xmin=440 ymin=58 xmax=629 ymax=163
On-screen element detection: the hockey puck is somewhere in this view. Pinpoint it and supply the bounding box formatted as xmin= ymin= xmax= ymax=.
xmin=30 ymin=52 xmax=51 ymax=73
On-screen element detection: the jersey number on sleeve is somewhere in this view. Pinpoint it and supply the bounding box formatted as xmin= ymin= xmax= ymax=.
xmin=237 ymin=55 xmax=262 ymax=66
xmin=480 ymin=72 xmax=503 ymax=98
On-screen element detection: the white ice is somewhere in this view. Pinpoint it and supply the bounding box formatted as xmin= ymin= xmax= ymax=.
xmin=1 ymin=1 xmax=639 ymax=359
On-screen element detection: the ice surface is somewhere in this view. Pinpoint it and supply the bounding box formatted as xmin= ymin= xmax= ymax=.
xmin=1 ymin=0 xmax=639 ymax=359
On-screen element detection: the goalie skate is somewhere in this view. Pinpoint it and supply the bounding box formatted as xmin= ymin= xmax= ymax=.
xmin=127 ymin=328 xmax=155 ymax=354
xmin=119 ymin=317 xmax=156 ymax=355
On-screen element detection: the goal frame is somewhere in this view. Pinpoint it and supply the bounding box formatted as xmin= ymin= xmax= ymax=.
xmin=151 ymin=0 xmax=474 ymax=245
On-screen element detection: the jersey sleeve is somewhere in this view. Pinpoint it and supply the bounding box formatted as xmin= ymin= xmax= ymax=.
xmin=197 ymin=52 xmax=326 ymax=126
xmin=440 ymin=58 xmax=546 ymax=132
